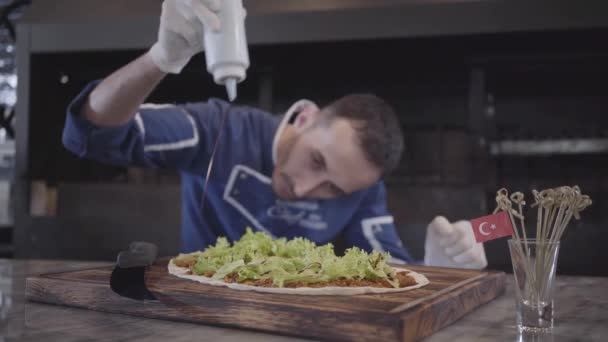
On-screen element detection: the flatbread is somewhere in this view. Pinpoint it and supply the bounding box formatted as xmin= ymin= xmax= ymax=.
xmin=168 ymin=259 xmax=429 ymax=295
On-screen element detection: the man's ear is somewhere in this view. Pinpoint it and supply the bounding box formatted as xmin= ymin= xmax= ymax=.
xmin=293 ymin=103 xmax=320 ymax=132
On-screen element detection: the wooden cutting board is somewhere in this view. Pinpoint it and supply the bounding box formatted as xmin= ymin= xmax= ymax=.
xmin=26 ymin=259 xmax=506 ymax=342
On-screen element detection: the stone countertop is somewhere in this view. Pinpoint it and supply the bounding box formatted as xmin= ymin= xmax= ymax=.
xmin=1 ymin=259 xmax=606 ymax=341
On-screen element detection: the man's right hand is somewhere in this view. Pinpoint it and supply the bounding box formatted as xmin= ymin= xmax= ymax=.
xmin=149 ymin=0 xmax=221 ymax=74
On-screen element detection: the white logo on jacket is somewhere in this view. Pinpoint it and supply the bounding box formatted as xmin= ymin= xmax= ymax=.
xmin=223 ymin=165 xmax=328 ymax=233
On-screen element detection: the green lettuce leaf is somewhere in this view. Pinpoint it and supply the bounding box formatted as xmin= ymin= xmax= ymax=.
xmin=183 ymin=227 xmax=401 ymax=288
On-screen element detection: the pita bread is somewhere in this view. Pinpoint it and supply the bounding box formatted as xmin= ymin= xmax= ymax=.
xmin=168 ymin=259 xmax=429 ymax=295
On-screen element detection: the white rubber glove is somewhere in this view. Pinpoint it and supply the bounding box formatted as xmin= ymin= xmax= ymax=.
xmin=424 ymin=216 xmax=488 ymax=269
xmin=149 ymin=0 xmax=221 ymax=74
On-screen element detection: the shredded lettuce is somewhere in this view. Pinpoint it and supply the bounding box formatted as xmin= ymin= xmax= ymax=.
xmin=175 ymin=227 xmax=400 ymax=288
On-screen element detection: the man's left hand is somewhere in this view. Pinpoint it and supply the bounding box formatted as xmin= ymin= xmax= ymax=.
xmin=424 ymin=216 xmax=487 ymax=269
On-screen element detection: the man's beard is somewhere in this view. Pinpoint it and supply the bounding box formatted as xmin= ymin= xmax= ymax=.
xmin=271 ymin=133 xmax=298 ymax=200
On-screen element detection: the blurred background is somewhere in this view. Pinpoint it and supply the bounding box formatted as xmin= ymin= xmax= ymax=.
xmin=2 ymin=0 xmax=607 ymax=276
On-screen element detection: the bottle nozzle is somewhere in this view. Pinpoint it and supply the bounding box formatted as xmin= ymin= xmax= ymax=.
xmin=225 ymin=78 xmax=237 ymax=102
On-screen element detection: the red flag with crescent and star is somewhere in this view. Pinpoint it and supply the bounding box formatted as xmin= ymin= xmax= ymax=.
xmin=470 ymin=211 xmax=515 ymax=243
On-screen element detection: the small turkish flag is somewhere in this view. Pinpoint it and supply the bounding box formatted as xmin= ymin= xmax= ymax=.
xmin=470 ymin=211 xmax=515 ymax=243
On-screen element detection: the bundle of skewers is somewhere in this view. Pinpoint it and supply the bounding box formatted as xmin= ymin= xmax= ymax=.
xmin=494 ymin=186 xmax=592 ymax=301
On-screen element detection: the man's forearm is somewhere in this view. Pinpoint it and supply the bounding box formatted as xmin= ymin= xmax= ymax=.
xmin=83 ymin=52 xmax=166 ymax=127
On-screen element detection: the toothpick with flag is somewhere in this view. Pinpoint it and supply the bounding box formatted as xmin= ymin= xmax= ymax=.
xmin=470 ymin=211 xmax=515 ymax=243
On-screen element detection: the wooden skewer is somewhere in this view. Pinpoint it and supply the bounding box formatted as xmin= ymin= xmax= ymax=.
xmin=510 ymin=192 xmax=529 ymax=254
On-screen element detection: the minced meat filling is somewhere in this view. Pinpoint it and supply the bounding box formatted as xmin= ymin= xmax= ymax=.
xmin=174 ymin=258 xmax=197 ymax=269
xmin=213 ymin=271 xmax=417 ymax=288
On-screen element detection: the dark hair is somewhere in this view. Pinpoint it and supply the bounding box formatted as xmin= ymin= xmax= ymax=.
xmin=322 ymin=94 xmax=404 ymax=176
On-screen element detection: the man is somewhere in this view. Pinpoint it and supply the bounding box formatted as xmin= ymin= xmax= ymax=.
xmin=62 ymin=0 xmax=487 ymax=269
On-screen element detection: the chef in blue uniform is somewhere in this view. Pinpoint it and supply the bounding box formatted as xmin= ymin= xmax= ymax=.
xmin=62 ymin=0 xmax=487 ymax=269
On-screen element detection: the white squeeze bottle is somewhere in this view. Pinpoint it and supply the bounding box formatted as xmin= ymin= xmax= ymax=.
xmin=203 ymin=0 xmax=249 ymax=101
